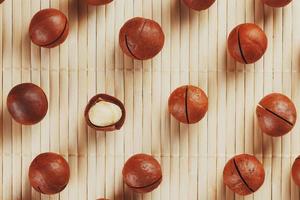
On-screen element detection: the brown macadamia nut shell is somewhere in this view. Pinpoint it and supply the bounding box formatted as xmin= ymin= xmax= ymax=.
xmin=123 ymin=154 xmax=162 ymax=193
xmin=262 ymin=0 xmax=292 ymax=7
xmin=29 ymin=152 xmax=70 ymax=195
xmin=223 ymin=154 xmax=265 ymax=196
xmin=7 ymin=83 xmax=48 ymax=125
xmin=292 ymin=157 xmax=300 ymax=186
xmin=168 ymin=85 xmax=208 ymax=124
xmin=0 ymin=0 xmax=5 ymax=4
xmin=84 ymin=94 xmax=126 ymax=131
xmin=29 ymin=9 xmax=69 ymax=48
xmin=119 ymin=17 xmax=165 ymax=60
xmin=228 ymin=23 xmax=267 ymax=64
xmin=256 ymin=93 xmax=297 ymax=137
xmin=86 ymin=0 xmax=113 ymax=5
xmin=183 ymin=0 xmax=216 ymax=11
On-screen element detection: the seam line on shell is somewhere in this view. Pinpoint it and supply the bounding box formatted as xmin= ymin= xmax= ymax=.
xmin=237 ymin=27 xmax=248 ymax=64
xmin=126 ymin=176 xmax=162 ymax=189
xmin=139 ymin=19 xmax=147 ymax=37
xmin=124 ymin=34 xmax=140 ymax=59
xmin=42 ymin=16 xmax=68 ymax=47
xmin=185 ymin=86 xmax=189 ymax=123
xmin=258 ymin=104 xmax=294 ymax=126
xmin=233 ymin=158 xmax=254 ymax=193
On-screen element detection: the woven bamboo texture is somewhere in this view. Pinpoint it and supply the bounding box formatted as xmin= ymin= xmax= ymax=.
xmin=0 ymin=0 xmax=300 ymax=199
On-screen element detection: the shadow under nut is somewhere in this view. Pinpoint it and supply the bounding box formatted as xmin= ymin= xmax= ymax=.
xmin=119 ymin=17 xmax=165 ymax=60
xmin=183 ymin=0 xmax=216 ymax=11
xmin=256 ymin=93 xmax=297 ymax=137
xmin=223 ymin=154 xmax=265 ymax=196
xmin=29 ymin=8 xmax=69 ymax=48
xmin=86 ymin=0 xmax=113 ymax=5
xmin=262 ymin=0 xmax=292 ymax=7
xmin=228 ymin=23 xmax=267 ymax=64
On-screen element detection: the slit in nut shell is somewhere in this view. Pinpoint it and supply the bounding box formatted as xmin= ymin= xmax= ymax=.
xmin=85 ymin=94 xmax=126 ymax=131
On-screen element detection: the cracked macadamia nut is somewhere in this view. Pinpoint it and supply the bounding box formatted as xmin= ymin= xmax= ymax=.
xmin=262 ymin=0 xmax=292 ymax=7
xmin=168 ymin=85 xmax=208 ymax=124
xmin=119 ymin=17 xmax=165 ymax=60
xmin=223 ymin=154 xmax=265 ymax=196
xmin=86 ymin=0 xmax=113 ymax=5
xmin=29 ymin=9 xmax=69 ymax=48
xmin=228 ymin=23 xmax=267 ymax=64
xmin=7 ymin=83 xmax=48 ymax=125
xmin=85 ymin=94 xmax=126 ymax=131
xmin=292 ymin=156 xmax=300 ymax=186
xmin=183 ymin=0 xmax=216 ymax=11
xmin=123 ymin=154 xmax=162 ymax=193
xmin=256 ymin=93 xmax=297 ymax=137
xmin=29 ymin=152 xmax=70 ymax=195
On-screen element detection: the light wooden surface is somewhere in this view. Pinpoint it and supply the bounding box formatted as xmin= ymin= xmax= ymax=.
xmin=0 ymin=0 xmax=300 ymax=199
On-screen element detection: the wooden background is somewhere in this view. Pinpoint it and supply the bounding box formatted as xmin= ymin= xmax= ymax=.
xmin=0 ymin=0 xmax=300 ymax=199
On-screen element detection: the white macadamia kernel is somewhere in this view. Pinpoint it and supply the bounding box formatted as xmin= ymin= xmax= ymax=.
xmin=88 ymin=101 xmax=122 ymax=127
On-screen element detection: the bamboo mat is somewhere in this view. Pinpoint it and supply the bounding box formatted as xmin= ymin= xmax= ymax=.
xmin=0 ymin=0 xmax=300 ymax=199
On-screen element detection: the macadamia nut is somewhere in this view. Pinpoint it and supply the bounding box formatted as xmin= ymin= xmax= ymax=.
xmin=88 ymin=101 xmax=122 ymax=127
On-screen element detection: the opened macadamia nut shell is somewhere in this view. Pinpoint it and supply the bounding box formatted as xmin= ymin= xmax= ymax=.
xmin=84 ymin=94 xmax=126 ymax=131
xmin=7 ymin=83 xmax=48 ymax=125
xmin=29 ymin=8 xmax=69 ymax=48
xmin=119 ymin=17 xmax=165 ymax=60
xmin=86 ymin=0 xmax=113 ymax=5
xmin=256 ymin=93 xmax=297 ymax=137
xmin=223 ymin=154 xmax=265 ymax=196
xmin=123 ymin=154 xmax=162 ymax=193
xmin=29 ymin=152 xmax=70 ymax=195
xmin=262 ymin=0 xmax=292 ymax=7
xmin=228 ymin=23 xmax=267 ymax=64
xmin=183 ymin=0 xmax=216 ymax=11
xmin=168 ymin=85 xmax=208 ymax=124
